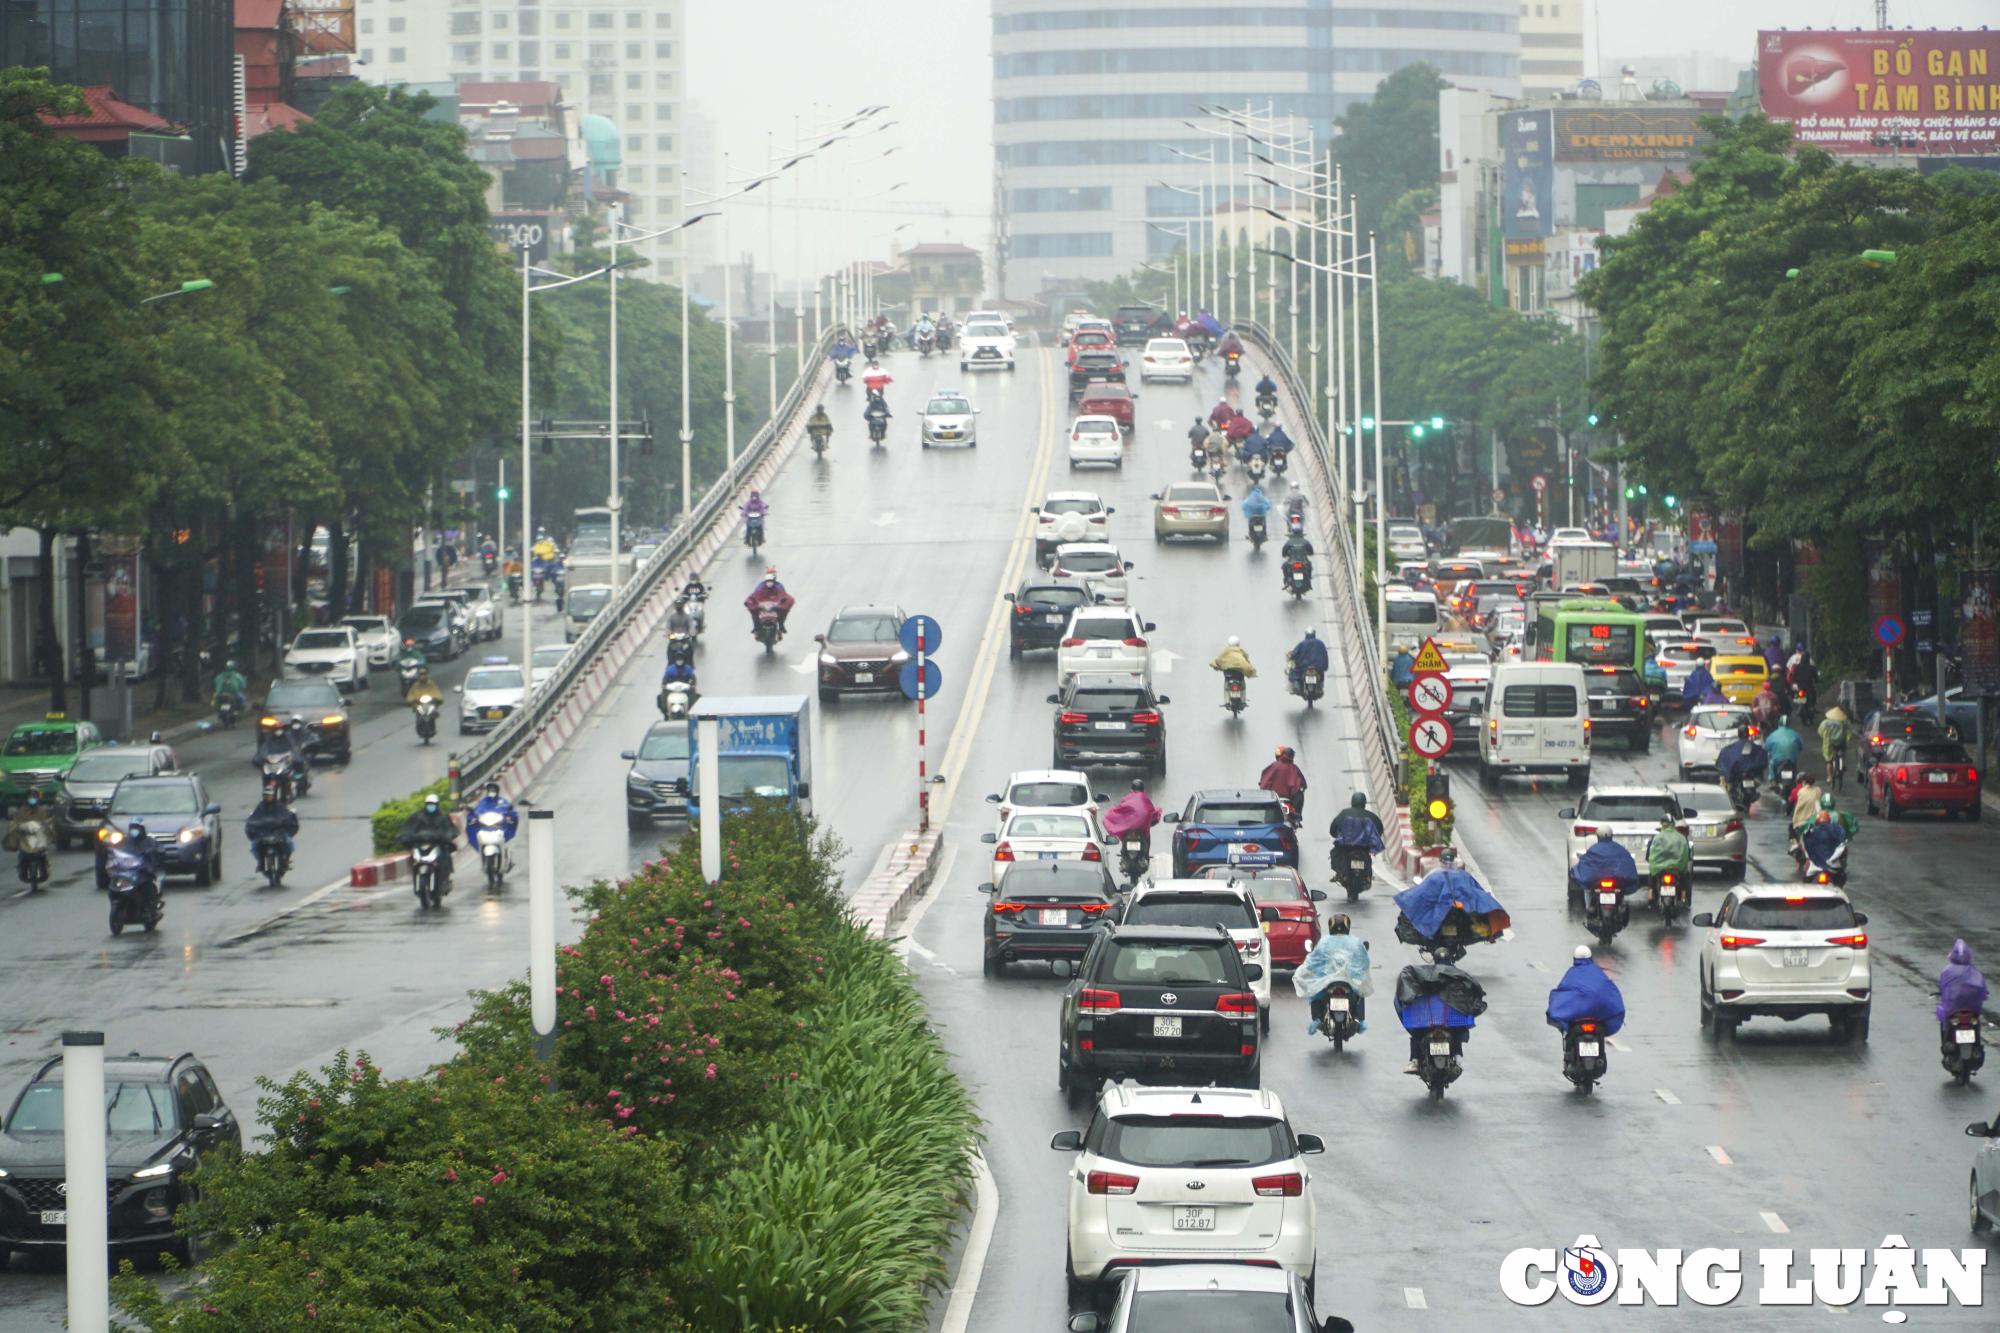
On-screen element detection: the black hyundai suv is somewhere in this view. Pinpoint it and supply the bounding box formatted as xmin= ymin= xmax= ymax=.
xmin=0 ymin=1050 xmax=241 ymax=1263
xmin=1006 ymin=580 xmax=1094 ymax=657
xmin=1049 ymin=673 xmax=1169 ymax=772
xmin=980 ymin=859 xmax=1120 ymax=979
xmin=1058 ymin=925 xmax=1262 ymax=1105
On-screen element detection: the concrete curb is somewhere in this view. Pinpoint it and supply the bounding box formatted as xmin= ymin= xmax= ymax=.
xmin=851 ymin=829 xmax=945 ymax=939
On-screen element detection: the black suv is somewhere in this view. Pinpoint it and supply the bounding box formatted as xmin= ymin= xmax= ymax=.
xmin=256 ymin=678 xmax=352 ymax=763
xmin=1006 ymin=580 xmax=1093 ymax=657
xmin=1069 ymin=350 xmax=1126 ymax=400
xmin=1049 ymin=673 xmax=1169 ymax=772
xmin=0 ymin=1050 xmax=242 ymax=1262
xmin=94 ymin=774 xmax=224 ymax=887
xmin=622 ymin=720 xmax=690 ymax=828
xmin=1584 ymin=665 xmax=1656 ymax=753
xmin=1058 ymin=925 xmax=1262 ymax=1105
xmin=1113 ymin=304 xmax=1161 ymax=345
xmin=979 ymin=859 xmax=1120 ymax=978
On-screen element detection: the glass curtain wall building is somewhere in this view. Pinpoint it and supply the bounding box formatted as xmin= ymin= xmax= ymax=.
xmin=993 ymin=1 xmax=1522 ymax=296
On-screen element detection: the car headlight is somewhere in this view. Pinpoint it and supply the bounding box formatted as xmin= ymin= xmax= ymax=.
xmin=132 ymin=1160 xmax=175 ymax=1179
xmin=178 ymin=827 xmax=202 ymax=844
xmin=891 ymin=651 xmax=910 ymax=664
xmin=819 ymin=653 xmax=837 ymax=667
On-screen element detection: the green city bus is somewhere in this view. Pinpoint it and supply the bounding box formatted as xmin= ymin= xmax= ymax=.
xmin=1533 ymin=598 xmax=1648 ymax=670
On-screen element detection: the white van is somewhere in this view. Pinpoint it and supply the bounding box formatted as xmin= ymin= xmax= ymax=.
xmin=563 ymin=583 xmax=614 ymax=643
xmin=1384 ymin=588 xmax=1441 ymax=653
xmin=1476 ymin=661 xmax=1591 ymax=790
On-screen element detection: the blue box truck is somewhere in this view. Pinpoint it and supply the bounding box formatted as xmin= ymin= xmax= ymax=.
xmin=687 ymin=696 xmax=813 ymax=817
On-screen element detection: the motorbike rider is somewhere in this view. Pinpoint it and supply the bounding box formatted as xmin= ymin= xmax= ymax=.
xmin=665 ymin=598 xmax=696 ymax=640
xmin=862 ymin=361 xmax=892 ymax=398
xmin=1224 ymin=411 xmax=1255 ymax=450
xmin=244 ymin=785 xmax=299 ymax=861
xmin=1716 ymin=724 xmax=1768 ymax=804
xmin=1817 ymin=789 xmax=1860 ymax=841
xmin=1239 ymin=424 xmax=1271 ymax=468
xmin=469 ymin=780 xmax=520 ymax=842
xmin=740 ymin=489 xmax=771 ymax=525
xmin=1680 ymin=657 xmax=1718 ymax=710
xmin=805 ymin=403 xmax=834 ymax=448
xmin=1788 ymin=771 xmax=1824 ymax=844
xmin=1572 ymin=826 xmax=1638 ymax=903
xmin=1287 ymin=627 xmax=1330 ymax=695
xmin=1546 ymin=944 xmax=1626 ymax=1043
xmin=531 ymin=531 xmax=558 ymax=565
xmin=255 ymin=715 xmax=309 ymax=773
xmin=1241 ymin=483 xmax=1272 ymax=528
xmin=830 ymin=337 xmax=859 ymax=366
xmin=1765 ymin=715 xmax=1804 ymax=782
xmin=1750 ymin=679 xmax=1783 ymax=734
xmin=398 ymin=792 xmax=458 ymax=885
xmin=1187 ymin=417 xmax=1212 ymax=452
xmin=1644 ymin=814 xmax=1692 ymax=908
xmin=1207 ymin=399 xmax=1235 ymax=429
xmin=5 ymin=793 xmax=55 ymax=888
xmin=1818 ymin=704 xmax=1854 ymax=770
xmin=1936 ymin=940 xmax=1989 ymax=1056
xmin=114 ymin=818 xmax=167 ymax=894
xmin=502 ymin=553 xmax=524 ymax=598
xmin=1254 ymin=372 xmax=1279 ymax=402
xmin=1279 ymin=525 xmax=1314 ymax=587
xmin=1787 ymin=643 xmax=1819 ymax=713
xmin=745 ymin=566 xmax=795 ymax=636
xmin=1265 ymin=421 xmax=1295 ymax=459
xmin=213 ymin=660 xmax=248 ymax=712
xmin=1798 ymin=806 xmax=1849 ymax=872
xmin=1209 ymin=636 xmax=1256 ymax=686
xmin=862 ymin=394 xmax=892 ymax=437
xmin=1390 ymin=645 xmax=1416 ymax=691
xmin=1259 ymin=745 xmax=1308 ymax=821
xmin=1297 ymin=914 xmax=1371 ymax=1035
xmin=405 ymin=665 xmax=445 ymax=710
xmin=1101 ymin=778 xmax=1162 ymax=864
xmin=1215 ymin=329 xmax=1245 ymax=360
xmin=1331 ymin=792 xmax=1386 ymax=848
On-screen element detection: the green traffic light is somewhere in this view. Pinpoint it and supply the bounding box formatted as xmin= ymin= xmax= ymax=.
xmin=1361 ymin=416 xmax=1376 ymax=430
xmin=1638 ymin=485 xmax=1648 ymax=496
xmin=1587 ymin=413 xmax=1600 ymax=426
xmin=497 ymin=487 xmax=511 ymax=501
xmin=1411 ymin=425 xmax=1425 ymax=439
xmin=1430 ymin=416 xmax=1444 ymax=429
xmin=1663 ymin=495 xmax=1677 ymax=508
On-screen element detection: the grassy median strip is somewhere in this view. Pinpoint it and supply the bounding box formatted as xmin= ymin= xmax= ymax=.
xmin=115 ymin=804 xmax=979 ymax=1333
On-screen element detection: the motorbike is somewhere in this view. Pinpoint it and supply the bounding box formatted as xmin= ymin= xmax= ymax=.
xmin=411 ymin=840 xmax=450 ymax=910
xmin=1944 ymin=1008 xmax=1986 ymax=1086
xmin=1581 ymin=875 xmax=1631 ymax=946
xmin=915 ymin=329 xmax=935 ymax=357
xmin=1280 ymin=798 xmax=1302 ymax=830
xmin=105 ymin=845 xmax=162 ymax=936
xmin=473 ymin=811 xmax=513 ymax=891
xmin=15 ymin=823 xmax=50 ymax=893
xmin=414 ymin=698 xmax=440 ymax=745
xmin=810 ymin=426 xmax=831 ymax=456
xmin=936 ymin=325 xmax=954 ymax=352
xmin=683 ymin=587 xmax=708 ymax=635
xmin=506 ymin=571 xmax=523 ymax=602
xmin=1801 ymin=838 xmax=1848 ymax=887
xmin=1255 ymin=391 xmax=1277 ymax=417
xmin=754 ymin=605 xmax=785 ymax=652
xmin=1727 ymin=770 xmax=1761 ymax=811
xmin=666 ymin=633 xmax=695 ymax=669
xmin=833 ymin=357 xmax=852 ymax=386
xmin=867 ymin=415 xmax=888 ymax=445
xmin=214 ymin=692 xmax=243 ymax=728
xmin=260 ymin=749 xmax=309 ymax=802
xmin=1189 ymin=444 xmax=1208 ymax=473
xmin=861 ymin=337 xmax=879 ymax=361
xmin=1651 ymin=867 xmax=1686 ymax=922
xmin=1331 ymin=843 xmax=1372 ymax=901
xmin=396 ymin=654 xmax=426 ymax=691
xmin=659 ymin=676 xmax=695 ymax=720
xmin=1222 ymin=669 xmax=1247 ymax=717
xmin=1118 ymin=834 xmax=1149 ymax=885
xmin=746 ymin=512 xmax=766 ymax=551
xmin=1247 ymin=513 xmax=1267 ymax=550
xmin=1770 ymin=759 xmax=1801 ymax=808
xmin=256 ymin=834 xmax=290 ymax=888
xmin=1297 ymin=667 xmax=1325 ymax=707
xmin=1562 ymin=1017 xmax=1610 ymax=1094
xmin=1246 ymin=453 xmax=1268 ymax=484
xmin=1223 ymin=351 xmax=1242 ymax=378
xmin=1317 ymin=981 xmax=1363 ymax=1051
xmin=1269 ymin=446 xmax=1290 ymax=475
xmin=1418 ymin=1026 xmax=1463 ymax=1100
xmin=1284 ymin=559 xmax=1312 ymax=599
xmin=482 ymin=552 xmax=497 ymax=577
xmin=1207 ymin=454 xmax=1225 ymax=485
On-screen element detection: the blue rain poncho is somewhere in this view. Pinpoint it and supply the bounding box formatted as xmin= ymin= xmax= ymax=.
xmin=1393 ymin=964 xmax=1486 ymax=1030
xmin=1572 ymin=838 xmax=1638 ymax=888
xmin=1545 ymin=956 xmax=1626 ymax=1034
xmin=1393 ymin=867 xmax=1509 ymax=938
xmin=1292 ymin=935 xmax=1373 ymax=1002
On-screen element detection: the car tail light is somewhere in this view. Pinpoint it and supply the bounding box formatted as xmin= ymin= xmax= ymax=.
xmin=1971 ymin=769 xmax=1980 ymax=783
xmin=991 ymin=902 xmax=1027 ymax=914
xmin=1684 ymin=725 xmax=1698 ymax=738
xmin=1143 ymin=355 xmax=1155 ymax=362
xmin=1079 ymin=989 xmax=1122 ymax=1013
xmin=1488 ymin=718 xmax=1498 ymax=736
xmin=1061 ymin=712 xmax=1088 ymax=725
xmin=1826 ymin=932 xmax=1867 ymax=947
xmin=1038 ymin=514 xmax=1053 ymax=524
xmin=993 ymin=841 xmax=1015 ymax=863
xmin=1078 ymin=902 xmax=1114 ymax=915
xmin=1131 ymin=711 xmax=1161 ymax=725
xmin=1252 ymin=1173 xmax=1304 ymax=1198
xmin=1123 ymin=637 xmax=1147 ymax=647
xmin=1013 ymin=604 xmax=1031 ymax=617
xmin=1723 ymin=818 xmax=1743 ymax=834
xmin=1161 ymin=506 xmax=1180 ymax=517
xmin=1871 ymin=735 xmax=1883 ymax=745
xmin=1573 ymin=825 xmax=1597 ymax=838
xmin=1215 ymin=992 xmax=1257 ymax=1014
xmin=1720 ymin=933 xmax=1766 ymax=950
xmin=1209 ymin=507 xmax=1226 ymax=517
xmin=1896 ymin=767 xmax=1908 ymax=783
xmin=1082 ymin=843 xmax=1102 ymax=861
xmin=1071 ymin=433 xmax=1080 ymax=441
xmin=1061 ymin=638 xmax=1084 ymax=648
xmin=1087 ymin=1171 xmax=1139 ymax=1195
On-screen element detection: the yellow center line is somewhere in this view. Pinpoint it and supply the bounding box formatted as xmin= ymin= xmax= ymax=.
xmin=930 ymin=345 xmax=1060 ymax=830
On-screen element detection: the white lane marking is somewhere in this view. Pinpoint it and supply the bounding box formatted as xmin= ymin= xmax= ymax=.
xmin=1527 ymin=959 xmax=1551 ymax=973
xmin=1152 ymin=648 xmax=1181 ymax=673
xmin=1706 ymin=1145 xmax=1733 ymax=1165
xmin=1761 ymin=1212 xmax=1789 ymax=1234
xmin=789 ymin=654 xmax=817 ymax=674
xmin=908 ymin=940 xmax=938 ymax=962
xmin=871 ymin=512 xmax=898 ymax=527
xmin=1403 ymin=1288 xmax=1428 ymax=1310
xmin=1153 ymin=418 xmax=1179 ymax=430
xmin=1655 ymin=1088 xmax=1681 ymax=1105
xmin=893 ymin=843 xmax=959 ymax=962
xmin=939 ymin=1150 xmax=999 ymax=1333
xmin=1607 ymin=1036 xmax=1630 ymax=1052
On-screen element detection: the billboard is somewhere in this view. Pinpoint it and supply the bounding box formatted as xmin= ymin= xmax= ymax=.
xmin=1758 ymin=30 xmax=2000 ymax=155
xmin=1554 ymin=107 xmax=1707 ymax=162
xmin=1503 ymin=110 xmax=1553 ymax=240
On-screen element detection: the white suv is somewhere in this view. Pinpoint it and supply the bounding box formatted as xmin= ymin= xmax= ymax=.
xmin=1692 ymin=884 xmax=1872 ymax=1041
xmin=959 ymin=318 xmax=1017 ymax=371
xmin=1049 ymin=542 xmax=1135 ymax=606
xmin=1037 ymin=492 xmax=1113 ymax=563
xmin=1118 ymin=879 xmax=1273 ymax=1019
xmin=1057 ymin=606 xmax=1154 ymax=685
xmin=1053 ymin=1085 xmax=1322 ymax=1307
xmin=1557 ymin=786 xmax=1683 ymax=901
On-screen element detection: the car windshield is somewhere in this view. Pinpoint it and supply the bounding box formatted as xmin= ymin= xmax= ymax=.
xmin=714 ymin=755 xmax=792 ymax=800
xmin=1906 ymin=743 xmax=1970 ymax=764
xmin=1024 ymin=586 xmax=1090 ymax=608
xmin=7 ymin=1081 xmax=180 ymax=1136
xmin=1094 ymin=1114 xmax=1290 ymax=1169
xmin=1123 ymin=1292 xmax=1293 ymax=1333
xmin=1731 ymin=898 xmax=1858 ymax=931
xmin=1390 ymin=526 xmax=1423 ymax=542
xmin=1083 ymin=387 xmax=1130 ymax=403
xmin=1193 ymin=802 xmax=1282 ymax=827
xmin=4 ymin=729 xmax=76 ymax=757
xmin=1009 ymin=781 xmax=1089 ymax=807
xmin=532 ymin=646 xmax=569 ymax=669
xmin=1146 ymin=340 xmax=1187 ymax=353
xmin=1125 ymin=893 xmax=1257 ymax=931
xmin=1075 ymin=690 xmax=1149 ymax=712
xmin=1879 ymin=715 xmax=1943 ymax=738
xmin=109 ymin=783 xmax=197 ymax=816
xmin=1582 ymin=795 xmax=1679 ymax=822
xmin=1075 ymin=420 xmax=1117 ymax=435
xmin=1591 ymin=669 xmax=1645 ymax=694
xmin=342 ymin=618 xmax=388 ymax=634
xmin=926 ymin=399 xmax=970 ymax=415
xmin=466 ymin=668 xmax=524 ymax=691
xmin=1676 ymin=789 xmax=1734 ymax=814
xmin=827 ymin=617 xmax=898 ymax=644
xmin=1074 ymin=618 xmax=1137 ymax=641
xmin=1166 ymin=485 xmax=1217 ymax=502
xmin=638 ymin=729 xmax=690 ymax=761
xmin=400 ymin=607 xmax=445 ymax=629
xmin=1387 ymin=600 xmax=1438 ymax=625
xmin=265 ymin=683 xmax=340 ymax=711
xmin=1106 ymin=942 xmax=1232 ymax=985
xmin=1715 ymin=661 xmax=1764 ymax=676
xmin=567 ymin=588 xmax=612 ymax=618
xmin=1007 ymin=813 xmax=1091 ymax=839
xmin=293 ymin=631 xmax=350 ymax=651
xmin=1042 ymin=500 xmax=1103 ymax=517
xmin=966 ymin=323 xmax=1007 ymax=337
xmin=1058 ymin=551 xmax=1120 ymax=573
xmin=67 ymin=752 xmax=153 ymax=783
xmin=1693 ymin=709 xmax=1749 ymax=731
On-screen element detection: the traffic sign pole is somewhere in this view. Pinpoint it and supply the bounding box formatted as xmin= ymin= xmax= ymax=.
xmin=918 ymin=636 xmax=929 ymax=832
xmin=900 ymin=616 xmax=944 ymax=832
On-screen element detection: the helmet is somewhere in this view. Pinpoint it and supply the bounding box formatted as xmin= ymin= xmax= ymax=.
xmin=1574 ymin=945 xmax=1593 ymax=961
xmin=288 ymin=717 xmax=306 ymax=731
xmin=1659 ymin=813 xmax=1677 ymax=827
xmin=1437 ymin=846 xmax=1459 ymax=865
xmin=764 ymin=566 xmax=778 ymax=580
xmin=1304 ymin=628 xmax=1318 ymax=639
xmin=1328 ymin=914 xmax=1351 ymax=935
xmin=1350 ymin=792 xmax=1368 ymax=809
xmin=422 ymin=793 xmax=441 ymax=810
xmin=1130 ymin=779 xmax=1146 ymax=792
xmin=1227 ymin=636 xmax=1240 ymax=647
xmin=749 ymin=489 xmax=761 ymax=499
xmin=1595 ymin=827 xmax=1613 ymax=842
xmin=1818 ymin=792 xmax=1836 ymax=810
xmin=225 ymin=660 xmax=238 ymax=671
xmin=483 ymin=781 xmax=501 ymax=798
xmin=127 ymin=819 xmax=146 ymax=837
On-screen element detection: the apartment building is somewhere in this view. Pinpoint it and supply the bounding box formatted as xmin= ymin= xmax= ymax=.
xmin=1517 ymin=0 xmax=1583 ymax=100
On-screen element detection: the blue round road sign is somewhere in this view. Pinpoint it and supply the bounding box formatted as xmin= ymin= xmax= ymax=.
xmin=1873 ymin=615 xmax=1905 ymax=649
xmin=900 ymin=658 xmax=943 ymax=700
xmin=899 ymin=614 xmax=943 ymax=657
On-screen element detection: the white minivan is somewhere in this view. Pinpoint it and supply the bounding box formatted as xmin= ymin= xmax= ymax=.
xmin=1384 ymin=588 xmax=1441 ymax=653
xmin=1476 ymin=660 xmax=1591 ymax=790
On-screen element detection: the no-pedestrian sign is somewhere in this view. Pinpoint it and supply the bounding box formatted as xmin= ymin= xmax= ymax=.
xmin=1409 ymin=674 xmax=1452 ymax=715
xmin=1873 ymin=615 xmax=1905 ymax=650
xmin=1409 ymin=715 xmax=1454 ymax=759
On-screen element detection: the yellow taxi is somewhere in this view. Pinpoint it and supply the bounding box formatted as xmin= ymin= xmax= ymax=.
xmin=1709 ymin=654 xmax=1769 ymax=704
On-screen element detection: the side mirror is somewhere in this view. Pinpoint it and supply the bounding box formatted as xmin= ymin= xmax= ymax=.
xmin=978 ymin=882 xmax=996 ymax=894
xmin=1069 ymin=1317 xmax=1102 ymax=1333
xmin=1105 ymin=507 xmax=1116 ymax=515
xmin=814 ymin=634 xmax=826 ymax=643
xmin=1161 ymin=812 xmax=1181 ymax=823
xmin=452 ymin=685 xmax=463 ymax=694
xmin=1260 ymin=905 xmax=1283 ymax=924
xmin=1967 ymin=1122 xmax=1996 ymax=1138
xmin=1309 ymin=889 xmax=1328 ymax=902
xmin=1223 ymin=494 xmax=1232 ymax=501
xmin=1003 ymin=593 xmax=1016 ymax=603
xmin=796 ymin=782 xmax=810 ymax=799
xmin=1148 ymin=493 xmax=1161 ymax=501
xmin=621 ymin=751 xmax=637 ymax=761
xmin=191 ymin=1112 xmax=222 ymax=1134
xmin=1853 ymin=911 xmax=1868 ymax=925
xmin=1094 ymin=793 xmax=1110 ymax=803
xmin=980 ymin=833 xmax=997 ymax=844
xmin=1143 ymin=623 xmax=1156 ymax=633
xmin=1690 ymin=912 xmax=1715 ymax=927
xmin=1047 ymin=694 xmax=1062 ymax=705
xmin=1050 ymin=1129 xmax=1084 ymax=1151
xmin=1557 ymin=807 xmax=1576 ymax=820
xmin=1683 ymin=807 xmax=1700 ymax=818
xmin=1323 ymin=1318 xmax=1356 ymax=1333
xmin=986 ymin=793 xmax=1002 ymax=803
xmin=204 ymin=803 xmax=222 ymax=816
xmin=1157 ymin=696 xmax=1170 ymax=705
xmin=1295 ymin=1132 xmax=1326 ymax=1155
xmin=1243 ymin=963 xmax=1264 ymax=981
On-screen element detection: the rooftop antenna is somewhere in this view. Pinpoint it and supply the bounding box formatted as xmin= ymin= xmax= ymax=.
xmin=1876 ymin=0 xmax=1889 ymax=28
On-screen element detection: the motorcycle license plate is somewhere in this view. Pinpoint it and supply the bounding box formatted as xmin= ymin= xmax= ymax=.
xmin=1577 ymin=1042 xmax=1601 ymax=1057
xmin=1038 ymin=908 xmax=1069 ymax=926
xmin=1927 ymin=771 xmax=1951 ymax=783
xmin=1429 ymin=1041 xmax=1452 ymax=1055
xmin=1328 ymin=998 xmax=1349 ymax=1013
xmin=1599 ymin=892 xmax=1619 ymax=906
xmin=484 ymin=708 xmax=504 ymax=719
xmin=41 ymin=1210 xmax=65 ymax=1226
xmin=853 ymin=672 xmax=874 ymax=684
xmin=1783 ymin=948 xmax=1808 ymax=967
xmin=1956 ymin=1029 xmax=1979 ymax=1045
xmin=1153 ymin=1016 xmax=1183 ymax=1038
xmin=1172 ymin=1206 xmax=1215 ymax=1231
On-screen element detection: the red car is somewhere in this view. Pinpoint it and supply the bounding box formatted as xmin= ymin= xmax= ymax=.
xmin=1197 ymin=864 xmax=1326 ymax=968
xmin=1077 ymin=382 xmax=1134 ymax=430
xmin=1066 ymin=327 xmax=1114 ymax=363
xmin=1867 ymin=738 xmax=1981 ymax=820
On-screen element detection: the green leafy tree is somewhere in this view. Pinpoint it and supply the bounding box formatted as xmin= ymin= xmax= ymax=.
xmin=1333 ymin=63 xmax=1452 ymax=247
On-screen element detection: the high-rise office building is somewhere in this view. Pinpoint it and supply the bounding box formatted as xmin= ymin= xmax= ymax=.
xmin=1517 ymin=0 xmax=1584 ymax=99
xmin=356 ymin=0 xmax=685 ymax=279
xmin=991 ymin=1 xmax=1522 ymax=297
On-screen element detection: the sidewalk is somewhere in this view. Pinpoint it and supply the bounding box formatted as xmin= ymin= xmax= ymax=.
xmin=0 ymin=681 xmax=217 ymax=745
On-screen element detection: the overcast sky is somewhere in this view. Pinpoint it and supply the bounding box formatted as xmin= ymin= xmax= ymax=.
xmin=687 ymin=0 xmax=1998 ymax=279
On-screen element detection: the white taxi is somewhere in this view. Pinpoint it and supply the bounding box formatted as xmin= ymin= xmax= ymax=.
xmin=456 ymin=658 xmax=527 ymax=734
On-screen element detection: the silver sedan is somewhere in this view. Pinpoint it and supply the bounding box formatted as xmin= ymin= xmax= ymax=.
xmin=1667 ymin=781 xmax=1747 ymax=879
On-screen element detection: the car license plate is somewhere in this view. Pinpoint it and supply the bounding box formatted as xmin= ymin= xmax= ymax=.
xmin=1036 ymin=851 xmax=1058 ymax=860
xmin=1783 ymin=948 xmax=1808 ymax=967
xmin=1429 ymin=1040 xmax=1452 ymax=1055
xmin=483 ymin=708 xmax=503 ymax=719
xmin=939 ymin=430 xmax=958 ymax=439
xmin=1042 ymin=613 xmax=1063 ymax=623
xmin=853 ymin=672 xmax=874 ymax=683
xmin=1172 ymin=1206 xmax=1215 ymax=1231
xmin=976 ymin=349 xmax=997 ymax=358
xmin=1094 ymin=721 xmax=1124 ymax=730
xmin=1697 ymin=824 xmax=1719 ymax=837
xmin=1927 ymin=771 xmax=1951 ymax=783
xmin=41 ymin=1210 xmax=65 ymax=1225
xmin=1956 ymin=1029 xmax=1979 ymax=1045
xmin=1328 ymin=998 xmax=1349 ymax=1013
xmin=1039 ymin=908 xmax=1069 ymax=926
xmin=1577 ymin=1041 xmax=1601 ymax=1057
xmin=1153 ymin=1016 xmax=1183 ymax=1038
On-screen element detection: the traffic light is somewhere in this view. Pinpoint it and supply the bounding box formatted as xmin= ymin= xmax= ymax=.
xmin=1624 ymin=486 xmax=1636 ymax=500
xmin=1424 ymin=771 xmax=1452 ymax=824
xmin=1430 ymin=416 xmax=1444 ymax=429
xmin=1361 ymin=416 xmax=1376 ymax=430
xmin=497 ymin=486 xmax=511 ymax=501
xmin=1663 ymin=494 xmax=1678 ymax=509
xmin=1587 ymin=412 xmax=1600 ymax=427
xmin=1411 ymin=423 xmax=1425 ymax=439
